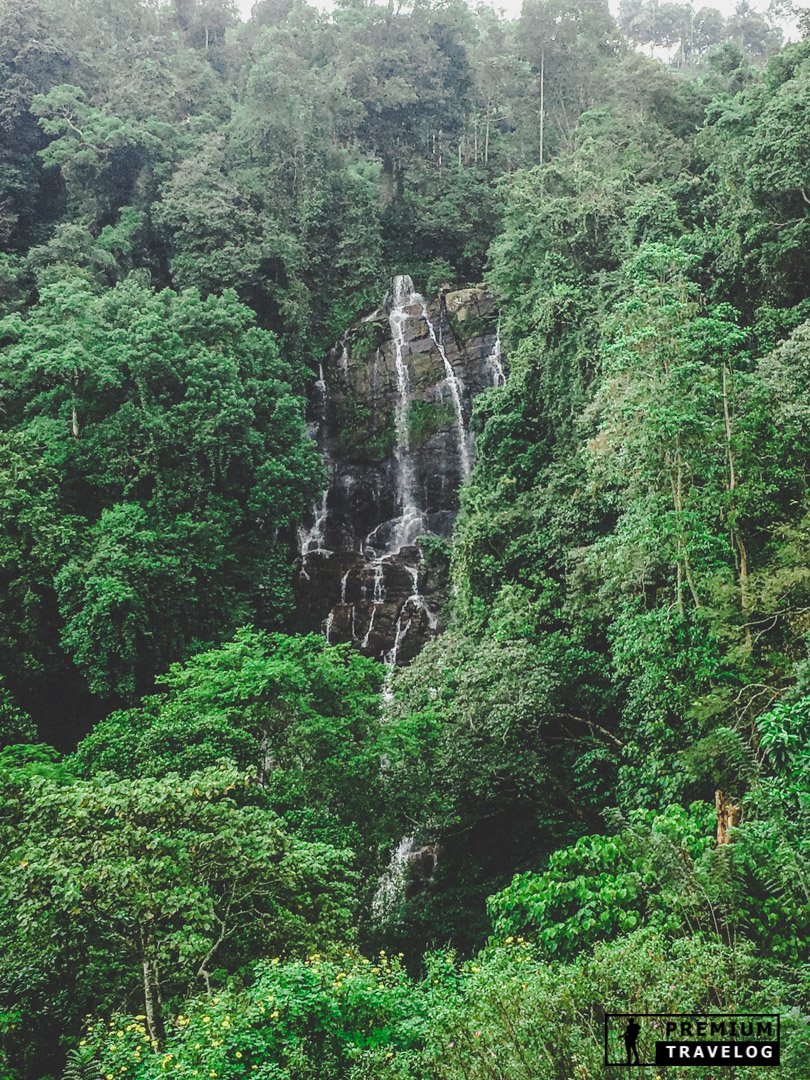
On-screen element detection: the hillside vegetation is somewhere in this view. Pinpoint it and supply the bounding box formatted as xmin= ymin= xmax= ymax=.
xmin=2 ymin=0 xmax=810 ymax=1076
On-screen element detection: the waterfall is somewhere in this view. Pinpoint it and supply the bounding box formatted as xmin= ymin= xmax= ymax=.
xmin=382 ymin=667 xmax=395 ymax=705
xmin=389 ymin=275 xmax=423 ymax=549
xmin=372 ymin=834 xmax=439 ymax=922
xmin=417 ymin=298 xmax=471 ymax=481
xmin=372 ymin=557 xmax=386 ymax=603
xmin=390 ymin=273 xmax=471 ymax=532
xmin=299 ymin=490 xmax=331 ymax=558
xmin=488 ymin=323 xmax=506 ymax=387
xmin=315 ymin=360 xmax=328 ymax=414
xmin=361 ymin=605 xmax=377 ymax=650
xmin=372 ymin=835 xmax=415 ymax=920
xmin=338 ymin=333 xmax=350 ymax=380
xmin=405 ymin=564 xmax=419 ymax=600
xmin=384 ymin=565 xmax=437 ymax=669
xmin=386 ymin=608 xmax=412 ymax=670
xmin=297 ymin=274 xmax=500 ymax=666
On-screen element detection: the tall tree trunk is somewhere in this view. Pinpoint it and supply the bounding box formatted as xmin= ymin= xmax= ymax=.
xmin=539 ymin=49 xmax=545 ymax=165
xmin=143 ymin=958 xmax=165 ymax=1046
xmin=715 ymin=789 xmax=741 ymax=845
xmin=669 ymin=438 xmax=700 ymax=610
xmin=722 ymin=364 xmax=752 ymax=647
xmin=380 ymin=155 xmax=395 ymax=209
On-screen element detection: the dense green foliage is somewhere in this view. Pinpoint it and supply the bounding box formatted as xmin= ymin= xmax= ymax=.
xmin=0 ymin=281 xmax=320 ymax=728
xmin=3 ymin=0 xmax=810 ymax=1076
xmin=73 ymin=629 xmax=400 ymax=875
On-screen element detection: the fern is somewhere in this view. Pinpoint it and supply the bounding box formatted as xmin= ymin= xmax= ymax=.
xmin=61 ymin=1046 xmax=102 ymax=1080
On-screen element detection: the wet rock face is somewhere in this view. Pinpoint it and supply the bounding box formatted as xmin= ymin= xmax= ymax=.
xmin=295 ymin=277 xmax=504 ymax=664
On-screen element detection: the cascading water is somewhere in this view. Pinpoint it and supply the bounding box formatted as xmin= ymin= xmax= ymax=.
xmin=297 ymin=274 xmax=501 ymax=666
xmin=388 ymin=275 xmax=423 ymax=549
xmin=361 ymin=606 xmax=377 ymax=650
xmin=315 ymin=360 xmax=328 ymax=411
xmin=488 ymin=323 xmax=506 ymax=387
xmin=372 ymin=833 xmax=440 ymax=922
xmin=372 ymin=558 xmax=386 ymax=603
xmin=338 ymin=333 xmax=350 ymax=380
xmin=384 ymin=566 xmax=437 ymax=669
xmin=372 ymin=835 xmax=415 ymax=919
xmin=417 ymin=296 xmax=471 ymax=481
xmin=298 ymin=364 xmax=333 ymax=573
xmin=299 ymin=490 xmax=331 ymax=559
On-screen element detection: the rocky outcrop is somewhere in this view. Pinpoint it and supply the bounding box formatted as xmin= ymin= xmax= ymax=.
xmin=405 ymin=843 xmax=442 ymax=898
xmin=295 ymin=276 xmax=504 ymax=664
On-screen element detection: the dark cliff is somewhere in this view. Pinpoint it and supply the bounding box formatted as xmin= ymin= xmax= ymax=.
xmin=295 ymin=276 xmax=504 ymax=664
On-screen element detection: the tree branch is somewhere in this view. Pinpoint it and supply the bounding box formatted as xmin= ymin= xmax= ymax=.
xmin=560 ymin=712 xmax=625 ymax=748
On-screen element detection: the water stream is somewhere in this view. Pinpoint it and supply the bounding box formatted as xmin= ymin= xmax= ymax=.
xmin=417 ymin=296 xmax=471 ymax=480
xmin=389 ymin=275 xmax=424 ymax=549
xmin=488 ymin=323 xmax=506 ymax=387
xmin=298 ymin=490 xmax=331 ymax=559
xmin=299 ymin=274 xmax=500 ymax=665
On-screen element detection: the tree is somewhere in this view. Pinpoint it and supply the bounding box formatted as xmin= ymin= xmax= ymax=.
xmin=0 ymin=678 xmax=35 ymax=748
xmin=518 ymin=0 xmax=620 ymax=161
xmin=693 ymin=7 xmax=727 ymax=56
xmin=0 ymin=279 xmax=321 ymax=713
xmin=0 ymin=763 xmax=356 ymax=1046
xmin=488 ymin=803 xmax=719 ymax=957
xmin=0 ymin=0 xmax=70 ymax=249
xmin=32 ymin=84 xmax=178 ymax=230
xmin=72 ymin=629 xmax=398 ymax=878
xmin=385 ymin=629 xmax=617 ymax=952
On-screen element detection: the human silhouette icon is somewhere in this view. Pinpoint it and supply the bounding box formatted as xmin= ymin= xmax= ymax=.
xmin=624 ymin=1016 xmax=641 ymax=1065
